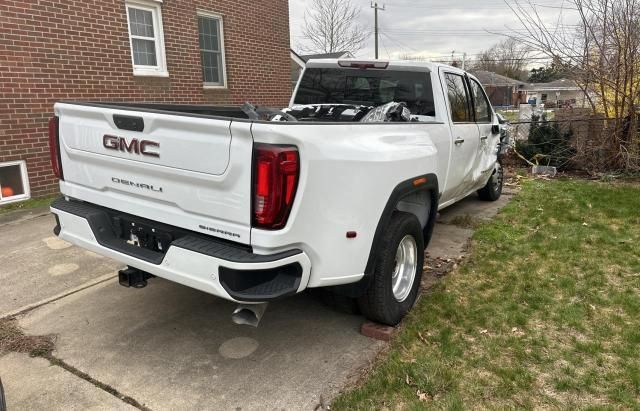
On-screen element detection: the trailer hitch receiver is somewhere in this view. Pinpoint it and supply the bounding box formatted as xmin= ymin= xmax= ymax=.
xmin=118 ymin=267 xmax=155 ymax=288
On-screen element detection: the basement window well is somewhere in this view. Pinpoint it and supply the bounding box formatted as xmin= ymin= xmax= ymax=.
xmin=0 ymin=161 xmax=30 ymax=205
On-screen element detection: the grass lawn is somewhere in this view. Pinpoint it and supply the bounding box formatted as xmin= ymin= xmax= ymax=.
xmin=0 ymin=195 xmax=57 ymax=214
xmin=334 ymin=179 xmax=640 ymax=409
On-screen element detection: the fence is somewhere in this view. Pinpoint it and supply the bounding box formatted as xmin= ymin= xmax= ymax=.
xmin=505 ymin=114 xmax=640 ymax=172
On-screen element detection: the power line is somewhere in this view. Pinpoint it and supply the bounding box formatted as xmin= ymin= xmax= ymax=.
xmin=379 ymin=30 xmax=421 ymax=53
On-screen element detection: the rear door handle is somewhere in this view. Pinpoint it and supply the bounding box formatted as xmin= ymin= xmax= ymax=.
xmin=480 ymin=135 xmax=488 ymax=142
xmin=454 ymin=137 xmax=465 ymax=145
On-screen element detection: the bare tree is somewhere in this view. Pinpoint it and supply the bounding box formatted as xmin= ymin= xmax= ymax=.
xmin=507 ymin=0 xmax=640 ymax=171
xmin=301 ymin=0 xmax=367 ymax=54
xmin=470 ymin=38 xmax=531 ymax=80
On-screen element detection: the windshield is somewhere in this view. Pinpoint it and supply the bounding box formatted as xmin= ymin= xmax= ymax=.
xmin=294 ymin=68 xmax=436 ymax=117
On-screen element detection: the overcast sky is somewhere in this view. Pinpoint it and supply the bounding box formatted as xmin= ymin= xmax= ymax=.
xmin=289 ymin=0 xmax=579 ymax=65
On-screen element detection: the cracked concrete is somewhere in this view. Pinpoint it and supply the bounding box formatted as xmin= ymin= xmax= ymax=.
xmin=0 ymin=190 xmax=513 ymax=410
xmin=0 ymin=353 xmax=136 ymax=410
xmin=20 ymin=280 xmax=382 ymax=410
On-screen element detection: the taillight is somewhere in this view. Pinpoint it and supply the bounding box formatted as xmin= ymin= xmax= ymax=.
xmin=48 ymin=116 xmax=63 ymax=180
xmin=252 ymin=144 xmax=299 ymax=230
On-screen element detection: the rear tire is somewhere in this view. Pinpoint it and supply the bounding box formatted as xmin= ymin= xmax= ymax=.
xmin=477 ymin=162 xmax=503 ymax=201
xmin=358 ymin=212 xmax=424 ymax=326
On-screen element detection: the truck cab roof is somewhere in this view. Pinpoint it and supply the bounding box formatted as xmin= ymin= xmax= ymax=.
xmin=304 ymin=59 xmax=476 ymax=79
xmin=306 ymin=58 xmax=471 ymax=72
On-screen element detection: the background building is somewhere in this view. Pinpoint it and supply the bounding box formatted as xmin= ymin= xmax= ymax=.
xmin=0 ymin=0 xmax=291 ymax=204
xmin=472 ymin=70 xmax=527 ymax=108
xmin=524 ymin=79 xmax=593 ymax=108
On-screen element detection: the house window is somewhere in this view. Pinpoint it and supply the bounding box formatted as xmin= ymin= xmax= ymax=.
xmin=198 ymin=12 xmax=226 ymax=87
xmin=0 ymin=160 xmax=30 ymax=205
xmin=126 ymin=1 xmax=168 ymax=77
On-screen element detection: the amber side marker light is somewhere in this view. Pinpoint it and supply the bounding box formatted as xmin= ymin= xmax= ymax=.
xmin=413 ymin=177 xmax=428 ymax=187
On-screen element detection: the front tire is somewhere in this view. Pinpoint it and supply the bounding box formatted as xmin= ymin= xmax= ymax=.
xmin=477 ymin=161 xmax=504 ymax=201
xmin=358 ymin=212 xmax=424 ymax=326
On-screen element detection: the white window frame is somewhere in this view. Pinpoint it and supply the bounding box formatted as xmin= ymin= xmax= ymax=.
xmin=197 ymin=11 xmax=227 ymax=89
xmin=125 ymin=0 xmax=169 ymax=77
xmin=0 ymin=160 xmax=31 ymax=205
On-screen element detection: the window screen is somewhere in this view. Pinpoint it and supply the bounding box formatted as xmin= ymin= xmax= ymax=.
xmin=198 ymin=16 xmax=225 ymax=85
xmin=445 ymin=73 xmax=472 ymax=122
xmin=470 ymin=79 xmax=493 ymax=123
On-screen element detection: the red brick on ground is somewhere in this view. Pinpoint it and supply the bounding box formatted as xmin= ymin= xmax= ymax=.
xmin=360 ymin=321 xmax=395 ymax=342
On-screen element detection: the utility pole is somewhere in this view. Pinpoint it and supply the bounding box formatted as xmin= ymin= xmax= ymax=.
xmin=371 ymin=2 xmax=385 ymax=59
xmin=450 ymin=50 xmax=468 ymax=69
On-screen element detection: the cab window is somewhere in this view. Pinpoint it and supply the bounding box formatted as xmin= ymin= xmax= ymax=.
xmin=295 ymin=68 xmax=436 ymax=117
xmin=444 ymin=73 xmax=472 ymax=123
xmin=470 ymin=79 xmax=493 ymax=123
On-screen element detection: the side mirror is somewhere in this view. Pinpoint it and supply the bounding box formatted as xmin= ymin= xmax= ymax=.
xmin=492 ymin=124 xmax=500 ymax=135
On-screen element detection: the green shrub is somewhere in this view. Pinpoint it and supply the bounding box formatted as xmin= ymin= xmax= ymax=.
xmin=516 ymin=114 xmax=576 ymax=169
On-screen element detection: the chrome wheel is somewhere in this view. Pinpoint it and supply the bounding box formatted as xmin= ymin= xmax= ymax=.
xmin=391 ymin=235 xmax=418 ymax=302
xmin=492 ymin=162 xmax=504 ymax=192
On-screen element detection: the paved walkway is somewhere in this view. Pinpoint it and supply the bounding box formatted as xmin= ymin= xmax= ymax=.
xmin=0 ymin=190 xmax=514 ymax=410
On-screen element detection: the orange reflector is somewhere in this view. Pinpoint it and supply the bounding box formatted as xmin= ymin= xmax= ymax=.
xmin=413 ymin=177 xmax=427 ymax=187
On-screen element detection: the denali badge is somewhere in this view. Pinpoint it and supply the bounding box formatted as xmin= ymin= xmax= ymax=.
xmin=103 ymin=135 xmax=160 ymax=158
xmin=112 ymin=177 xmax=163 ymax=193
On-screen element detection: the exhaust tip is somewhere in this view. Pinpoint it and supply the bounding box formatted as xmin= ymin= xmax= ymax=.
xmin=231 ymin=304 xmax=268 ymax=327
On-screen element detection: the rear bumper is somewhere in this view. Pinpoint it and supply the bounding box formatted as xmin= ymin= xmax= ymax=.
xmin=50 ymin=198 xmax=311 ymax=302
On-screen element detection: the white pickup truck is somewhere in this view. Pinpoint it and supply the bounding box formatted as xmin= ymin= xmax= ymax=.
xmin=49 ymin=59 xmax=504 ymax=326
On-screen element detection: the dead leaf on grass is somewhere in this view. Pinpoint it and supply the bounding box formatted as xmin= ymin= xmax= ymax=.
xmin=405 ymin=374 xmax=412 ymax=386
xmin=416 ymin=390 xmax=431 ymax=402
xmin=511 ymin=327 xmax=525 ymax=337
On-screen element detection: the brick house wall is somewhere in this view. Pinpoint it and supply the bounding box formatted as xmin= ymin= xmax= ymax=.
xmin=0 ymin=0 xmax=291 ymax=199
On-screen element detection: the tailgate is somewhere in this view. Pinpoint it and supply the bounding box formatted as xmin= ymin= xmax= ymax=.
xmin=54 ymin=102 xmax=254 ymax=244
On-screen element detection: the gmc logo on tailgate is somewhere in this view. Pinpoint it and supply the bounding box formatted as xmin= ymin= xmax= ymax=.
xmin=103 ymin=135 xmax=160 ymax=158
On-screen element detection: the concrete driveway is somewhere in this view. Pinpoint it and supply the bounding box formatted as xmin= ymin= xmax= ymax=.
xmin=0 ymin=190 xmax=513 ymax=410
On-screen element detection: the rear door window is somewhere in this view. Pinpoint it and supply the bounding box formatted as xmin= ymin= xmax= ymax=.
xmin=444 ymin=73 xmax=472 ymax=123
xmin=295 ymin=68 xmax=436 ymax=117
